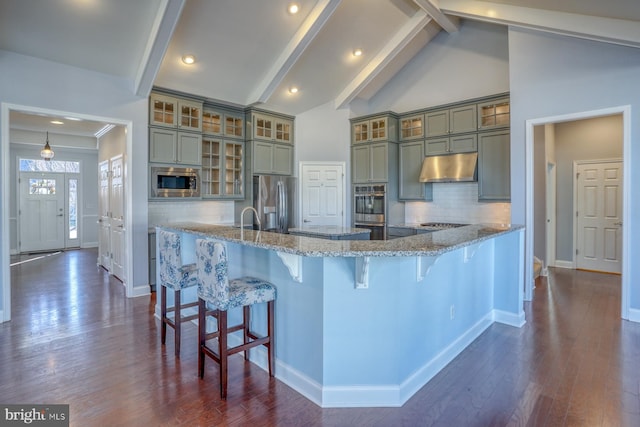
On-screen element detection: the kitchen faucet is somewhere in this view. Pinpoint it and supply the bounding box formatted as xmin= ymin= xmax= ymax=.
xmin=240 ymin=206 xmax=261 ymax=231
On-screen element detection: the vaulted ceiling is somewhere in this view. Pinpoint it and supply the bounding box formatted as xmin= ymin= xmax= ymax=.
xmin=2 ymin=0 xmax=639 ymax=135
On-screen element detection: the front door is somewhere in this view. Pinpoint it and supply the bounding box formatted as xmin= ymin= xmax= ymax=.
xmin=300 ymin=162 xmax=345 ymax=227
xmin=576 ymin=160 xmax=623 ymax=273
xmin=19 ymin=172 xmax=65 ymax=252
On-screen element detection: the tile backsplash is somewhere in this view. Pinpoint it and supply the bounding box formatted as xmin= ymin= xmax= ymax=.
xmin=148 ymin=201 xmax=235 ymax=227
xmin=404 ymin=183 xmax=511 ymax=225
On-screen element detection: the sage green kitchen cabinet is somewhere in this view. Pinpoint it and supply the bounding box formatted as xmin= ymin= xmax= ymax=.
xmin=399 ymin=140 xmax=432 ymax=201
xmin=252 ymin=141 xmax=293 ymax=175
xmin=352 ymin=142 xmax=393 ymax=183
xmin=201 ymin=138 xmax=244 ymax=198
xmin=477 ymin=98 xmax=510 ymax=131
xmin=425 ymin=134 xmax=477 ymax=156
xmin=399 ymin=114 xmax=424 ymax=141
xmin=477 ymin=130 xmax=510 ymax=201
xmin=425 ymin=104 xmax=477 ymax=137
xmin=149 ymin=127 xmax=202 ymax=165
xmin=149 ymin=92 xmax=202 ymax=132
xmin=351 ymin=114 xmax=398 ymax=144
xmin=250 ymin=112 xmax=293 ymax=144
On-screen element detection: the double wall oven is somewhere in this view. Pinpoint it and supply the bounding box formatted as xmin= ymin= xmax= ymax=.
xmin=353 ymin=184 xmax=386 ymax=240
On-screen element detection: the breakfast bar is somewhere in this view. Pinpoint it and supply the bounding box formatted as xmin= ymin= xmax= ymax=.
xmin=156 ymin=222 xmax=525 ymax=408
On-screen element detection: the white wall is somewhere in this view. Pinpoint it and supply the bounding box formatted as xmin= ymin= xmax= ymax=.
xmin=98 ymin=125 xmax=126 ymax=162
xmin=371 ymin=20 xmax=510 ymax=114
xmin=508 ymin=28 xmax=640 ymax=310
xmin=148 ymin=200 xmax=234 ymax=227
xmin=1 ymin=50 xmax=150 ymax=313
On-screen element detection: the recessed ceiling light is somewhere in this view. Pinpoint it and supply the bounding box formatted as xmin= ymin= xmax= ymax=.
xmin=181 ymin=54 xmax=196 ymax=65
xmin=353 ymin=48 xmax=363 ymax=57
xmin=50 ymin=120 xmax=64 ymax=125
xmin=288 ymin=3 xmax=299 ymax=14
xmin=289 ymin=86 xmax=299 ymax=94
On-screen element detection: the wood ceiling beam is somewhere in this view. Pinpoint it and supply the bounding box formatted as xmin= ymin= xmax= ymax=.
xmin=335 ymin=10 xmax=433 ymax=110
xmin=248 ymin=0 xmax=342 ymax=105
xmin=413 ymin=0 xmax=460 ymax=33
xmin=134 ymin=0 xmax=186 ymax=97
xmin=439 ymin=0 xmax=640 ymax=48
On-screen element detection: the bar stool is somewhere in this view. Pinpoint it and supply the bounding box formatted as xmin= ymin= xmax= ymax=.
xmin=158 ymin=229 xmax=198 ymax=357
xmin=195 ymin=239 xmax=276 ymax=399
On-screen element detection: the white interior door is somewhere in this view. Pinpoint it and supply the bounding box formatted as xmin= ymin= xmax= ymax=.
xmin=19 ymin=172 xmax=65 ymax=252
xmin=576 ymin=160 xmax=623 ymax=273
xmin=300 ymin=162 xmax=345 ymax=227
xmin=110 ymin=155 xmax=125 ymax=281
xmin=98 ymin=160 xmax=111 ymax=269
xmin=545 ymin=162 xmax=556 ymax=269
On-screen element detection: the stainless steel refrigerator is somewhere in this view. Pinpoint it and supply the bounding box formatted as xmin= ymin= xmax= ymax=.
xmin=253 ymin=175 xmax=296 ymax=233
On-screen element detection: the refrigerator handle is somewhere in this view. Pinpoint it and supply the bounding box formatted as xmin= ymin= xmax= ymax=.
xmin=277 ymin=181 xmax=287 ymax=232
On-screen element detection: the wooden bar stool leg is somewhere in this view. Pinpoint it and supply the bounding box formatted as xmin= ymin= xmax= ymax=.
xmin=174 ymin=289 xmax=181 ymax=357
xmin=219 ymin=310 xmax=228 ymax=399
xmin=243 ymin=306 xmax=250 ymax=361
xmin=161 ymin=286 xmax=167 ymax=345
xmin=267 ymin=300 xmax=275 ymax=377
xmin=198 ymin=299 xmax=206 ymax=378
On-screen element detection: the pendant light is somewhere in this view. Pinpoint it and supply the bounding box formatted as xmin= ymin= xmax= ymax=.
xmin=41 ymin=131 xmax=55 ymax=161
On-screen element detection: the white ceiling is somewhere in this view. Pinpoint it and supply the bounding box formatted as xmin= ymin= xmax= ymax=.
xmin=3 ymin=0 xmax=640 ymax=135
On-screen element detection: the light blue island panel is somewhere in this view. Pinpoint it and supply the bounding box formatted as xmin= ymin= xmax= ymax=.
xmin=157 ymin=224 xmax=525 ymax=408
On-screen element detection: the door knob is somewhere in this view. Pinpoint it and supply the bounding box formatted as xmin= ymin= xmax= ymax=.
xmin=303 ymin=219 xmax=311 ymax=223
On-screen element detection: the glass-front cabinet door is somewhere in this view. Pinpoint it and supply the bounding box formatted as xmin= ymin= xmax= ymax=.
xmin=369 ymin=117 xmax=388 ymax=141
xmin=254 ymin=114 xmax=274 ymax=140
xmin=149 ymin=94 xmax=177 ymax=127
xmin=201 ymin=138 xmax=222 ymax=196
xmin=274 ymin=119 xmax=292 ymax=144
xmin=477 ymin=98 xmax=510 ymax=130
xmin=225 ymin=114 xmax=244 ymax=139
xmin=400 ymin=115 xmax=424 ymax=140
xmin=224 ymin=141 xmax=243 ymax=197
xmin=352 ymin=120 xmax=369 ymax=144
xmin=178 ymin=99 xmax=202 ymax=132
xmin=203 ymin=109 xmax=222 ymax=135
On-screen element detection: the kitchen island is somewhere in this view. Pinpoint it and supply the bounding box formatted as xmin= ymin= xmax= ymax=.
xmin=288 ymin=225 xmax=371 ymax=240
xmin=156 ymin=222 xmax=525 ymax=407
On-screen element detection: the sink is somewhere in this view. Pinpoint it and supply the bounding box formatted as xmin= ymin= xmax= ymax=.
xmin=419 ymin=222 xmax=467 ymax=229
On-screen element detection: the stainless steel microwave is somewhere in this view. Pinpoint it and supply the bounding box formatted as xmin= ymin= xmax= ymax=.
xmin=151 ymin=166 xmax=200 ymax=198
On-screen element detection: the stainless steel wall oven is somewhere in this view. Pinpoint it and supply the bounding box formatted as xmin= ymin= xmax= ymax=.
xmin=353 ymin=184 xmax=386 ymax=240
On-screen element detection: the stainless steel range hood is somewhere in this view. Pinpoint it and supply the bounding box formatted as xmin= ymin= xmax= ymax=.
xmin=418 ymin=152 xmax=478 ymax=183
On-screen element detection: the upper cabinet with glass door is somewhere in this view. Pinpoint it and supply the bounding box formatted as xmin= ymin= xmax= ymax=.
xmin=399 ymin=114 xmax=424 ymax=141
xmin=203 ymin=107 xmax=244 ymax=139
xmin=150 ymin=92 xmax=202 ymax=132
xmin=248 ymin=110 xmax=294 ymax=144
xmin=477 ymin=98 xmax=510 ymax=131
xmin=351 ymin=113 xmax=398 ymax=144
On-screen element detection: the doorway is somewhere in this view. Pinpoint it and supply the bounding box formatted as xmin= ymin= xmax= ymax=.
xmin=526 ymin=106 xmax=630 ymax=319
xmin=18 ymin=162 xmax=81 ymax=253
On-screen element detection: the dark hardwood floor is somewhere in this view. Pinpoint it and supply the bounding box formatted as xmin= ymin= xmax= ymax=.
xmin=2 ymin=248 xmax=639 ymax=426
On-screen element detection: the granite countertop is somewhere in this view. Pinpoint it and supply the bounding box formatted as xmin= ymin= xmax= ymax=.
xmin=158 ymin=222 xmax=523 ymax=258
xmin=288 ymin=225 xmax=371 ymax=237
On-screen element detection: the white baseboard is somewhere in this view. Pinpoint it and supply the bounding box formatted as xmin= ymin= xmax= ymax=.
xmin=275 ymin=313 xmax=495 ymax=408
xmin=81 ymin=242 xmax=98 ymax=249
xmin=627 ymin=308 xmax=640 ymax=323
xmin=493 ymin=309 xmax=526 ymax=328
xmin=553 ymin=260 xmax=574 ymax=269
xmin=130 ymin=284 xmax=151 ymax=297
xmin=541 ymin=267 xmax=549 ymax=277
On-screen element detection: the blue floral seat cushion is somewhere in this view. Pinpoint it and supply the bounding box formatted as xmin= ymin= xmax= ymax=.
xmin=158 ymin=229 xmax=198 ymax=290
xmin=196 ymin=239 xmax=277 ymax=311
